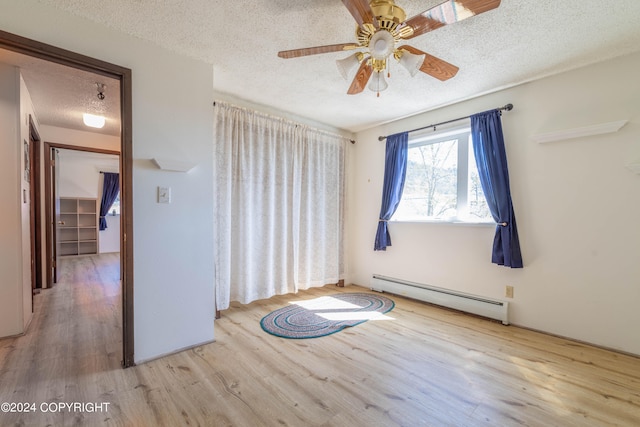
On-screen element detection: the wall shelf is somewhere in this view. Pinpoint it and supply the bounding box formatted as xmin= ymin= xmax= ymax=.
xmin=532 ymin=120 xmax=627 ymax=144
xmin=626 ymin=162 xmax=640 ymax=175
xmin=152 ymin=157 xmax=197 ymax=172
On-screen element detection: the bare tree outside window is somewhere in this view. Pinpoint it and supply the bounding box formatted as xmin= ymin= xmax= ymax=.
xmin=110 ymin=192 xmax=121 ymax=215
xmin=393 ymin=127 xmax=492 ymax=223
xmin=398 ymin=139 xmax=457 ymax=219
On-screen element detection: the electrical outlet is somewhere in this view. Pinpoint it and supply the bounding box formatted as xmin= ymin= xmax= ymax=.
xmin=505 ymin=285 xmax=514 ymax=299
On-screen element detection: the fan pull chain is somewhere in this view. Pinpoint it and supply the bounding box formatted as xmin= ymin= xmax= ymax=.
xmin=383 ymin=62 xmax=390 ymax=97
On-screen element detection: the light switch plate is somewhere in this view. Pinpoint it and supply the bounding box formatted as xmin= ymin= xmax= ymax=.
xmin=158 ymin=186 xmax=171 ymax=203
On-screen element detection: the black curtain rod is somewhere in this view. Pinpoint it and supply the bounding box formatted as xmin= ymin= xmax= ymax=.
xmin=378 ymin=103 xmax=514 ymax=141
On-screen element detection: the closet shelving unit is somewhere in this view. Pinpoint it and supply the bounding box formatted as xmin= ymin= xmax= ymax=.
xmin=58 ymin=197 xmax=98 ymax=256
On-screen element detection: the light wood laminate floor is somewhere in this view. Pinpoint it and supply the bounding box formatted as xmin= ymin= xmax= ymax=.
xmin=1 ymin=254 xmax=639 ymax=426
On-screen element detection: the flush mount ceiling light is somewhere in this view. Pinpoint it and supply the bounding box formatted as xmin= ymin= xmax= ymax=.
xmin=83 ymin=113 xmax=106 ymax=128
xmin=278 ymin=0 xmax=502 ymax=96
xmin=83 ymin=82 xmax=107 ymax=128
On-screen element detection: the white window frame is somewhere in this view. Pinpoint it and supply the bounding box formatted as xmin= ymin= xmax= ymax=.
xmin=392 ymin=125 xmax=493 ymax=225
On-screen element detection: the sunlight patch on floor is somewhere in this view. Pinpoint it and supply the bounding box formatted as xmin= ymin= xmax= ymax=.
xmin=289 ymin=296 xmax=395 ymax=321
xmin=290 ymin=296 xmax=361 ymax=311
xmin=317 ymin=311 xmax=395 ymax=321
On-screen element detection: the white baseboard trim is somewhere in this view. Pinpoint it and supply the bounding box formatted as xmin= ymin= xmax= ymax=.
xmin=134 ymin=338 xmax=216 ymax=365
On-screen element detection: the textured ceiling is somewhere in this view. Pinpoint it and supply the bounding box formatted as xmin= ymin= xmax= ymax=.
xmin=8 ymin=0 xmax=640 ymax=133
xmin=0 ymin=49 xmax=121 ymax=136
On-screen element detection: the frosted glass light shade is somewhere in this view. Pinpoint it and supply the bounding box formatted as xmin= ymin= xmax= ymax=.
xmin=369 ymin=30 xmax=395 ymax=60
xmin=399 ymin=50 xmax=426 ymax=77
xmin=336 ymin=53 xmax=361 ymax=80
xmin=83 ymin=113 xmax=106 ymax=128
xmin=368 ymin=72 xmax=388 ymax=93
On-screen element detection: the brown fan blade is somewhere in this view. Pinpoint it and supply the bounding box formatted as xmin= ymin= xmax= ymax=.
xmin=278 ymin=43 xmax=359 ymax=59
xmin=400 ymin=0 xmax=501 ymax=40
xmin=399 ymin=45 xmax=459 ymax=81
xmin=347 ymin=60 xmax=373 ymax=95
xmin=341 ymin=0 xmax=379 ymax=29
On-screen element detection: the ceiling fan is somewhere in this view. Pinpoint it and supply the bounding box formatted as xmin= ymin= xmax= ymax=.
xmin=278 ymin=0 xmax=501 ymax=96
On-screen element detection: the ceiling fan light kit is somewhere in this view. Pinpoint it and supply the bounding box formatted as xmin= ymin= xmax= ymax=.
xmin=398 ymin=49 xmax=426 ymax=77
xmin=278 ymin=0 xmax=502 ymax=95
xmin=336 ymin=52 xmax=365 ymax=80
xmin=368 ymin=71 xmax=388 ymax=96
xmin=368 ymin=30 xmax=396 ymax=60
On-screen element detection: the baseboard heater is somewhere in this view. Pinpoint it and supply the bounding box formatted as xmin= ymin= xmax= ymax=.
xmin=370 ymin=274 xmax=509 ymax=325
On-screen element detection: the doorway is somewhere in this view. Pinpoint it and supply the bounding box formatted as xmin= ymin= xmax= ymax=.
xmin=0 ymin=29 xmax=134 ymax=367
xmin=45 ymin=144 xmax=121 ymax=280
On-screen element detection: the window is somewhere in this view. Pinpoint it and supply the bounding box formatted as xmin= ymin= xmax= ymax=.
xmin=393 ymin=126 xmax=493 ymax=223
xmin=109 ymin=192 xmax=121 ymax=216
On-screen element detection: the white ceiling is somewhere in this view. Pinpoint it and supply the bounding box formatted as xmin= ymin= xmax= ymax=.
xmin=6 ymin=0 xmax=640 ymax=134
xmin=0 ymin=49 xmax=121 ymax=136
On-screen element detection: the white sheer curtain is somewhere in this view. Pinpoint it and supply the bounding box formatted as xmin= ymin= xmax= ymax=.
xmin=213 ymin=102 xmax=347 ymax=310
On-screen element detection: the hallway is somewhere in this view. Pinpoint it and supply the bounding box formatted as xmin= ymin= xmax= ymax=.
xmin=0 ymin=254 xmax=122 ymax=424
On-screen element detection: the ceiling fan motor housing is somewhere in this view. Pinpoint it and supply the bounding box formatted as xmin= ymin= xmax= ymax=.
xmin=356 ymin=0 xmax=412 ymax=72
xmin=357 ymin=0 xmax=412 ymax=49
xmin=370 ymin=0 xmax=406 ymax=28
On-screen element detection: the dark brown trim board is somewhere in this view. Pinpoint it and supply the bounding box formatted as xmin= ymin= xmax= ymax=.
xmin=45 ymin=142 xmax=120 ymax=156
xmin=0 ymin=29 xmax=135 ymax=368
xmin=28 ymin=116 xmax=42 ymax=292
xmin=43 ymin=141 xmax=54 ymax=287
xmin=43 ymin=142 xmax=121 ymax=290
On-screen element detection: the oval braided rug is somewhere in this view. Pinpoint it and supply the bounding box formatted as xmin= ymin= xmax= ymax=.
xmin=260 ymin=292 xmax=395 ymax=339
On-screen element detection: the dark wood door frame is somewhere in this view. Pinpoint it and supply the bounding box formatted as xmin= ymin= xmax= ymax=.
xmin=44 ymin=143 xmax=121 ymax=284
xmin=48 ymin=146 xmax=59 ymax=284
xmin=1 ymin=29 xmax=135 ymax=368
xmin=27 ymin=119 xmax=39 ymax=313
xmin=28 ymin=115 xmax=42 ymax=299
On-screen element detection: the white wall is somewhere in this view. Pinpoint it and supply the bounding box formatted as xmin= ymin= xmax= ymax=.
xmin=41 ymin=125 xmax=120 ymax=152
xmin=0 ymin=64 xmax=24 ymax=337
xmin=350 ymin=52 xmax=640 ymax=355
xmin=1 ymin=0 xmax=215 ymax=362
xmin=100 ymin=215 xmax=120 ymax=253
xmin=0 ymin=64 xmax=38 ymax=338
xmin=19 ymin=74 xmax=37 ymax=330
xmin=58 ymin=153 xmax=105 ymax=198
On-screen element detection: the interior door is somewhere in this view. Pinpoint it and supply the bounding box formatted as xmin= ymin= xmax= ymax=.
xmin=52 ymin=148 xmax=61 ymax=283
